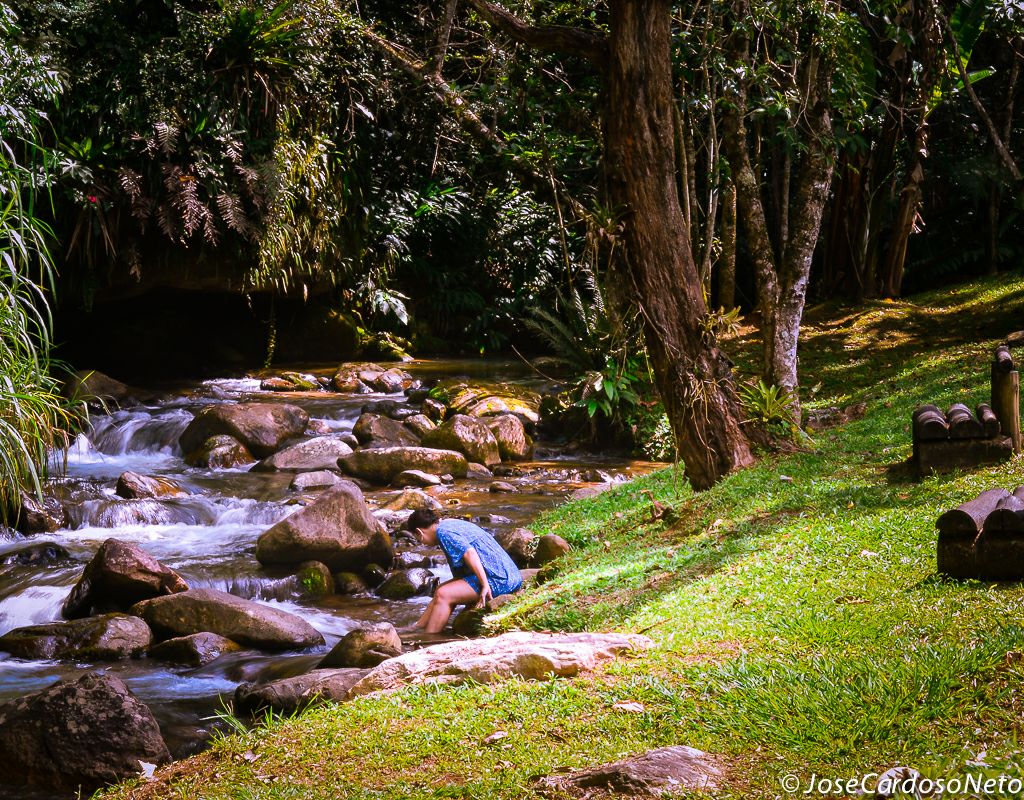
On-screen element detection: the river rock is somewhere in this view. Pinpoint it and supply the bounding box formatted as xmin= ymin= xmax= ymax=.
xmin=451 ymin=569 xmax=539 ymax=635
xmin=149 ymin=632 xmax=242 ymax=666
xmin=290 ymin=470 xmax=343 ymax=491
xmin=179 ymin=402 xmax=309 ymax=458
xmin=394 ymin=469 xmax=442 ymax=487
xmin=293 ymin=561 xmax=335 ymax=597
xmin=382 ymin=489 xmax=442 ymax=513
xmin=495 ymin=527 xmax=536 ymax=567
xmin=347 ymin=632 xmax=653 ymax=696
xmin=256 ymin=482 xmax=393 ymax=572
xmin=333 ymin=571 xmax=370 ymax=594
xmin=361 ymin=399 xmax=419 ymax=420
xmin=421 ymin=415 xmax=501 ymax=466
xmin=15 ymin=492 xmax=66 ymax=534
xmin=353 ymin=413 xmax=420 ymax=448
xmin=131 ymin=588 xmax=324 ymax=650
xmin=0 ymin=672 xmax=170 ymax=793
xmin=260 ymin=371 xmax=318 ymax=392
xmin=466 ymin=462 xmax=494 ymax=480
xmin=404 ymin=414 xmax=436 ymax=437
xmin=534 ymin=745 xmax=725 ymax=796
xmin=376 ymin=568 xmax=435 ymax=600
xmin=428 ymin=380 xmax=542 ymax=424
xmin=184 ymin=434 xmax=255 ymax=468
xmin=62 ymin=370 xmax=137 ymax=407
xmin=252 ymin=436 xmax=354 ymax=471
xmin=0 ymin=542 xmax=70 ymax=566
xmin=0 ymin=613 xmax=152 ymax=660
xmin=533 ymin=533 xmax=571 ymax=566
xmin=374 ymin=509 xmax=414 ymax=534
xmin=115 ymin=471 xmax=189 ymax=499
xmin=489 ymin=481 xmax=518 ymax=493
xmin=423 ymin=397 xmax=446 ymax=420
xmin=333 ymin=363 xmax=412 ymax=394
xmin=486 ymin=414 xmax=533 ymax=461
xmin=320 ymin=623 xmax=403 ymax=668
xmin=338 ymin=446 xmax=468 ymax=484
xmin=63 ymin=538 xmax=189 ymax=619
xmin=235 ymin=668 xmax=367 ymax=715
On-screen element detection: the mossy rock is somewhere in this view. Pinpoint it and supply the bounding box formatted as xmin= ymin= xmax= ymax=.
xmin=427 ymin=380 xmax=542 ymax=424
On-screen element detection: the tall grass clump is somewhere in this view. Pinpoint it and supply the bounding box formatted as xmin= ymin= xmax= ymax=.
xmin=0 ymin=3 xmax=74 ymax=522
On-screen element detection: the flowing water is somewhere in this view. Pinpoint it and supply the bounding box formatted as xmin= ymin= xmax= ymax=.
xmin=0 ymin=360 xmax=661 ymax=799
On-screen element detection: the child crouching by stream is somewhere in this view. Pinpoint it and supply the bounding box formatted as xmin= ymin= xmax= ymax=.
xmin=406 ymin=509 xmax=523 ymax=634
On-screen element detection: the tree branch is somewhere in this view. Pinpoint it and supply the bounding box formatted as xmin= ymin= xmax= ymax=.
xmin=358 ymin=24 xmax=588 ymax=219
xmin=934 ymin=1 xmax=1022 ymax=181
xmin=464 ymin=0 xmax=608 ymax=70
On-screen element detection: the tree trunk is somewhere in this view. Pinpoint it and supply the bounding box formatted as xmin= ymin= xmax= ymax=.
xmin=606 ymin=0 xmax=753 ymax=489
xmin=718 ymin=177 xmax=737 ymax=309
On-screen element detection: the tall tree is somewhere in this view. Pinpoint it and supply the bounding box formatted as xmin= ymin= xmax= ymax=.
xmin=463 ymin=0 xmax=754 ymax=488
xmin=720 ymin=0 xmax=839 ymax=422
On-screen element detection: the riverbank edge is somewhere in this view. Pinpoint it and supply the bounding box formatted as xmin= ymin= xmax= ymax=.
xmin=100 ymin=271 xmax=1024 ymax=799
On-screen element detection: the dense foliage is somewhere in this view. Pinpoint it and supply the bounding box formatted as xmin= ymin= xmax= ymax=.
xmin=0 ymin=2 xmax=74 ymax=519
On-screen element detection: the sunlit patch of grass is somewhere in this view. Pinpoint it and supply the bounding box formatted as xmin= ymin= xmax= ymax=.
xmin=101 ymin=271 xmax=1024 ymax=800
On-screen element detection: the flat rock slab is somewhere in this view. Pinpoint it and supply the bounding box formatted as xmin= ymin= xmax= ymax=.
xmin=235 ymin=668 xmax=368 ymax=715
xmin=347 ymin=631 xmax=652 ymax=696
xmin=535 ymin=746 xmax=725 ymax=796
xmin=0 ymin=613 xmax=152 ymax=660
xmin=131 ymin=588 xmax=324 ymax=650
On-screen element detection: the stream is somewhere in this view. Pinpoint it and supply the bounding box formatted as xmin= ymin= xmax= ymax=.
xmin=0 ymin=359 xmax=660 ymax=799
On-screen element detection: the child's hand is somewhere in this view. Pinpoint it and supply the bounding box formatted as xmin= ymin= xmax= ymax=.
xmin=476 ymin=584 xmax=494 ymax=609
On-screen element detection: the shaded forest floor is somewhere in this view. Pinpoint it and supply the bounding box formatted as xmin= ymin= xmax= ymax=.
xmin=103 ymin=272 xmax=1024 ymax=799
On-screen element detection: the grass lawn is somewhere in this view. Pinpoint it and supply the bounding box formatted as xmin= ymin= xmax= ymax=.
xmin=103 ymin=272 xmax=1024 ymax=799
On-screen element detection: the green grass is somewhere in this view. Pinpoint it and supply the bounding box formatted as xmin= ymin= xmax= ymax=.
xmin=102 ymin=272 xmax=1024 ymax=799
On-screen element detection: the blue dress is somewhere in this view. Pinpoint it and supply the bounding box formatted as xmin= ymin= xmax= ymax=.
xmin=436 ymin=518 xmax=523 ymax=597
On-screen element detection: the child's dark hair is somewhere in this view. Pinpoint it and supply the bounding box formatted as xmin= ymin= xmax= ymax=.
xmin=407 ymin=508 xmax=441 ymax=531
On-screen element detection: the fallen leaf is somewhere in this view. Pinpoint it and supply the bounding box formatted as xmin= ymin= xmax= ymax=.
xmin=482 ymin=730 xmax=508 ymax=745
xmin=611 ymin=701 xmax=645 ymax=713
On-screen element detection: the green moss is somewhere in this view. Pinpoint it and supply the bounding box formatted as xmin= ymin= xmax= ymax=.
xmin=101 ymin=271 xmax=1024 ymax=800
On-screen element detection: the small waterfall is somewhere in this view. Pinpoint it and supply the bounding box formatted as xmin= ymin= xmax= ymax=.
xmin=88 ymin=408 xmax=193 ymax=456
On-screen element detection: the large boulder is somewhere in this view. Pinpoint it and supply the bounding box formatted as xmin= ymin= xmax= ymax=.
xmin=251 ymin=436 xmax=353 ymax=471
xmin=115 ymin=471 xmax=188 ymax=499
xmin=352 ymin=413 xmax=420 ymax=448
xmin=256 ymin=482 xmax=393 ymax=572
xmin=534 ymin=746 xmax=726 ymax=796
xmin=486 ymin=414 xmax=533 ymax=461
xmin=131 ymin=588 xmax=324 ymax=650
xmin=0 ymin=672 xmax=170 ymax=793
xmin=149 ymin=632 xmax=242 ymax=666
xmin=428 ymin=380 xmax=542 ymax=424
xmin=63 ymin=538 xmax=189 ymax=619
xmin=0 ymin=614 xmax=152 ymax=660
xmin=421 ymin=415 xmax=501 ymax=467
xmin=184 ymin=434 xmax=254 ymax=469
xmin=320 ymin=623 xmax=403 ymax=668
xmin=494 ymin=527 xmax=536 ymax=567
xmin=15 ymin=492 xmax=66 ymax=534
xmin=62 ymin=370 xmax=137 ymax=407
xmin=179 ymin=402 xmax=309 ymax=458
xmin=348 ymin=632 xmax=652 ymax=696
xmin=234 ymin=668 xmax=367 ymax=715
xmin=338 ymin=447 xmax=468 ymax=485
